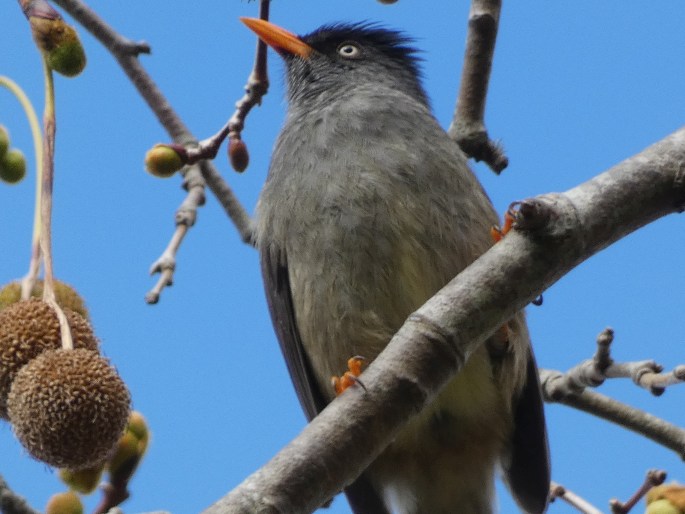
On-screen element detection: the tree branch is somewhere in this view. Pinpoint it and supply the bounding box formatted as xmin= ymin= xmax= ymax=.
xmin=541 ymin=370 xmax=685 ymax=459
xmin=540 ymin=327 xmax=685 ymax=397
xmin=0 ymin=475 xmax=40 ymax=514
xmin=202 ymin=126 xmax=685 ymax=513
xmin=51 ymin=0 xmax=254 ymax=303
xmin=449 ymin=0 xmax=508 ymax=172
xmin=549 ymin=481 xmax=604 ymax=514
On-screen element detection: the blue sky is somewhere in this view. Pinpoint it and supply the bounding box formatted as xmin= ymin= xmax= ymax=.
xmin=1 ymin=2 xmax=685 ymax=513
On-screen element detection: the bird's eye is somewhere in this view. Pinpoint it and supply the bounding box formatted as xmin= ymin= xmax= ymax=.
xmin=337 ymin=43 xmax=362 ymax=59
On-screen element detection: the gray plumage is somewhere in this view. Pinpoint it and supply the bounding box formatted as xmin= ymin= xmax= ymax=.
xmin=253 ymin=21 xmax=550 ymax=514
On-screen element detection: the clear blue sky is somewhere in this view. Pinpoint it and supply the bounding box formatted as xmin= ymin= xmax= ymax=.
xmin=2 ymin=2 xmax=685 ymax=513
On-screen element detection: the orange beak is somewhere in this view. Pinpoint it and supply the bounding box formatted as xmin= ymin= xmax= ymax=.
xmin=240 ymin=17 xmax=314 ymax=59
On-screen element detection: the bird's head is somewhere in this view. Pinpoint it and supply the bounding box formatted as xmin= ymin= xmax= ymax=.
xmin=241 ymin=18 xmax=428 ymax=107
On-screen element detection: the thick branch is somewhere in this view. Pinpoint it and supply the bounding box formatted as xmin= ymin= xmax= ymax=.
xmin=203 ymin=127 xmax=685 ymax=513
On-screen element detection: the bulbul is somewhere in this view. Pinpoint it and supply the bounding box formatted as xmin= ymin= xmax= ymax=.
xmin=243 ymin=18 xmax=550 ymax=514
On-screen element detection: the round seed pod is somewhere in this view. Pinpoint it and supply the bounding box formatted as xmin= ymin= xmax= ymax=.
xmin=0 ymin=299 xmax=98 ymax=419
xmin=0 ymin=279 xmax=89 ymax=319
xmin=7 ymin=348 xmax=131 ymax=470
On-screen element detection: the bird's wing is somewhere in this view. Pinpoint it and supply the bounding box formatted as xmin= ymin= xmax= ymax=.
xmin=261 ymin=244 xmax=326 ymax=420
xmin=504 ymin=349 xmax=551 ymax=514
xmin=261 ymin=243 xmax=391 ymax=514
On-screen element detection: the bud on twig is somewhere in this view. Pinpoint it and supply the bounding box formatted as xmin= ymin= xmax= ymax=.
xmin=29 ymin=17 xmax=86 ymax=77
xmin=228 ymin=137 xmax=249 ymax=173
xmin=145 ymin=144 xmax=185 ymax=178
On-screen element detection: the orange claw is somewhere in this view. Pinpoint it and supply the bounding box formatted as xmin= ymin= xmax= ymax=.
xmin=331 ymin=356 xmax=366 ymax=395
xmin=491 ymin=203 xmax=519 ymax=243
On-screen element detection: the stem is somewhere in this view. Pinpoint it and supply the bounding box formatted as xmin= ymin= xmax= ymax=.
xmin=0 ymin=76 xmax=44 ymax=298
xmin=38 ymin=58 xmax=73 ymax=350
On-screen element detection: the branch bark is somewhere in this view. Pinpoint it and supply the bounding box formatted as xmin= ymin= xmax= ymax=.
xmin=449 ymin=0 xmax=508 ymax=172
xmin=202 ymin=128 xmax=685 ymax=513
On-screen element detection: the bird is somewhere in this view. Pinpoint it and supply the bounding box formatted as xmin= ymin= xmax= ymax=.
xmin=242 ymin=17 xmax=550 ymax=514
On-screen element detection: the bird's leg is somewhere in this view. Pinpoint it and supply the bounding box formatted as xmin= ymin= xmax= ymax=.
xmin=490 ymin=202 xmax=519 ymax=242
xmin=331 ymin=356 xmax=367 ymax=395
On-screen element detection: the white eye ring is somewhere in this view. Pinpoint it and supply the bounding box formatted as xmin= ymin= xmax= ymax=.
xmin=337 ymin=43 xmax=361 ymax=59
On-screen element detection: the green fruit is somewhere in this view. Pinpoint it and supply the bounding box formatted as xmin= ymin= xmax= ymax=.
xmin=647 ymin=499 xmax=681 ymax=514
xmin=107 ymin=430 xmax=141 ymax=475
xmin=46 ymin=37 xmax=87 ymax=78
xmin=0 ymin=126 xmax=9 ymax=159
xmin=0 ymin=148 xmax=27 ymax=184
xmin=127 ymin=410 xmax=150 ymax=454
xmin=30 ymin=17 xmax=86 ymax=78
xmin=145 ymin=144 xmax=183 ymax=178
xmin=45 ymin=491 xmax=83 ymax=514
xmin=59 ymin=465 xmax=103 ymax=494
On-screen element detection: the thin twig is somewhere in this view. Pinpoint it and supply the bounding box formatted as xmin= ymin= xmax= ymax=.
xmin=162 ymin=0 xmax=271 ymax=170
xmin=38 ymin=58 xmax=73 ymax=350
xmin=609 ymin=469 xmax=666 ymax=514
xmin=145 ymin=168 xmax=204 ymax=303
xmin=52 ymin=0 xmax=254 ymax=304
xmin=448 ymin=0 xmax=508 ymax=172
xmin=550 ymin=481 xmax=604 ymax=514
xmin=540 ymin=371 xmax=685 ymax=459
xmin=541 ymin=328 xmax=685 ymax=398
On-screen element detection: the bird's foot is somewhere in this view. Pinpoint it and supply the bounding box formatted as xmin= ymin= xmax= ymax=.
xmin=490 ymin=202 xmax=520 ymax=242
xmin=331 ymin=356 xmax=367 ymax=395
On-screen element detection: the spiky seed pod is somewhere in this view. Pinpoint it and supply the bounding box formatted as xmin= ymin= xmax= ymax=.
xmin=45 ymin=491 xmax=84 ymax=514
xmin=0 ymin=279 xmax=89 ymax=319
xmin=58 ymin=465 xmax=104 ymax=494
xmin=0 ymin=299 xmax=98 ymax=419
xmin=7 ymin=348 xmax=131 ymax=470
xmin=0 ymin=148 xmax=27 ymax=184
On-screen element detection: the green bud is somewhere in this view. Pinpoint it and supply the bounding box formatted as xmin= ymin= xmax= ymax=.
xmin=647 ymin=499 xmax=680 ymax=514
xmin=58 ymin=465 xmax=103 ymax=494
xmin=0 ymin=148 xmax=27 ymax=184
xmin=107 ymin=430 xmax=140 ymax=476
xmin=45 ymin=491 xmax=84 ymax=514
xmin=127 ymin=410 xmax=150 ymax=454
xmin=0 ymin=126 xmax=9 ymax=159
xmin=145 ymin=144 xmax=184 ymax=178
xmin=30 ymin=17 xmax=87 ymax=77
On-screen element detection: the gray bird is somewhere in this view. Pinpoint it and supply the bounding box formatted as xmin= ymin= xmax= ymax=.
xmin=243 ymin=17 xmax=550 ymax=514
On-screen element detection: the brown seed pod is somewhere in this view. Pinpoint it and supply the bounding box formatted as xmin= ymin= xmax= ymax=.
xmin=0 ymin=279 xmax=90 ymax=319
xmin=7 ymin=348 xmax=131 ymax=470
xmin=228 ymin=137 xmax=249 ymax=173
xmin=0 ymin=299 xmax=98 ymax=419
